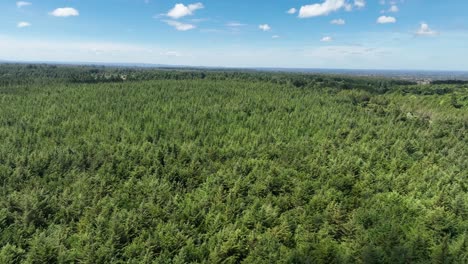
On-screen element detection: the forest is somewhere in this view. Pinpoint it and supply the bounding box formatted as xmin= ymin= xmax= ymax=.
xmin=0 ymin=64 xmax=467 ymax=263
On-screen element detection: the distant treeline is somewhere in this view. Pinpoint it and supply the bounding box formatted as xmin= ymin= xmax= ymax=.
xmin=431 ymin=80 xmax=468 ymax=85
xmin=1 ymin=63 xmax=416 ymax=93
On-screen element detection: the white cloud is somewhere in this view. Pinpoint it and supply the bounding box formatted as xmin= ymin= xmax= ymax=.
xmin=344 ymin=3 xmax=353 ymax=11
xmin=164 ymin=20 xmax=196 ymax=31
xmin=321 ymin=36 xmax=333 ymax=42
xmin=272 ymin=35 xmax=280 ymax=39
xmin=377 ymin=16 xmax=396 ymax=24
xmin=17 ymin=22 xmax=31 ymax=28
xmin=388 ymin=5 xmax=399 ymax=12
xmin=331 ymin=18 xmax=345 ymax=25
xmin=0 ymin=35 xmax=393 ymax=68
xmin=50 ymin=8 xmax=79 ymax=17
xmin=259 ymin=24 xmax=271 ymax=31
xmin=0 ymin=36 xmax=158 ymax=62
xmin=354 ymin=0 xmax=366 ymax=8
xmin=303 ymin=45 xmax=387 ymax=60
xmin=287 ymin=8 xmax=297 ymax=14
xmin=1 ymin=34 xmax=467 ymax=70
xmin=162 ymin=51 xmax=182 ymax=57
xmin=298 ymin=0 xmax=346 ymax=18
xmin=190 ymin=18 xmax=208 ymax=23
xmin=167 ymin=3 xmax=204 ymax=19
xmin=16 ymin=1 xmax=31 ymax=8
xmin=416 ymin=23 xmax=438 ymax=36
xmin=226 ymin=22 xmax=246 ymax=27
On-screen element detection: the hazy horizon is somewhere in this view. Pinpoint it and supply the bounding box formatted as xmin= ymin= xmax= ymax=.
xmin=3 ymin=59 xmax=468 ymax=75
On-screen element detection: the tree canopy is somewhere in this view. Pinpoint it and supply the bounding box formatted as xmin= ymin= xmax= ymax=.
xmin=0 ymin=64 xmax=467 ymax=263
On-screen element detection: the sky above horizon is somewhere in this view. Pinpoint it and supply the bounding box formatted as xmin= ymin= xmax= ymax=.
xmin=1 ymin=0 xmax=468 ymax=70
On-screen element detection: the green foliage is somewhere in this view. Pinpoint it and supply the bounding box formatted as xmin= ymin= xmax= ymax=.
xmin=0 ymin=65 xmax=467 ymax=263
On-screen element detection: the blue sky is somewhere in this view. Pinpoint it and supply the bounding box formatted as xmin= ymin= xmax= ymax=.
xmin=1 ymin=0 xmax=468 ymax=70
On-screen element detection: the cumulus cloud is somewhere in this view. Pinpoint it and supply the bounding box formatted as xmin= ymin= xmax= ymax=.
xmin=287 ymin=8 xmax=297 ymax=14
xmin=331 ymin=18 xmax=345 ymax=25
xmin=259 ymin=24 xmax=271 ymax=31
xmin=388 ymin=5 xmax=399 ymax=12
xmin=16 ymin=1 xmax=31 ymax=8
xmin=272 ymin=35 xmax=280 ymax=39
xmin=344 ymin=3 xmax=353 ymax=11
xmin=164 ymin=20 xmax=196 ymax=31
xmin=167 ymin=3 xmax=204 ymax=19
xmin=50 ymin=7 xmax=79 ymax=17
xmin=354 ymin=0 xmax=366 ymax=8
xmin=321 ymin=36 xmax=333 ymax=42
xmin=17 ymin=22 xmax=31 ymax=28
xmin=377 ymin=16 xmax=396 ymax=24
xmin=416 ymin=23 xmax=438 ymax=36
xmin=298 ymin=0 xmax=346 ymax=18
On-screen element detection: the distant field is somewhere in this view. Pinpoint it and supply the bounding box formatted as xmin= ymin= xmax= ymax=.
xmin=0 ymin=65 xmax=467 ymax=263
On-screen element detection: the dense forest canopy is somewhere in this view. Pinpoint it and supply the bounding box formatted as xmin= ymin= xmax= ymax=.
xmin=0 ymin=64 xmax=467 ymax=263
xmin=0 ymin=63 xmax=416 ymax=89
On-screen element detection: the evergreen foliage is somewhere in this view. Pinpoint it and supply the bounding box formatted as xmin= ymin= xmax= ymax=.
xmin=0 ymin=64 xmax=467 ymax=263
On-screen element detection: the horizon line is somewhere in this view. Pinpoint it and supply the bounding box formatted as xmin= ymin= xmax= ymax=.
xmin=2 ymin=59 xmax=468 ymax=74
